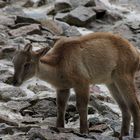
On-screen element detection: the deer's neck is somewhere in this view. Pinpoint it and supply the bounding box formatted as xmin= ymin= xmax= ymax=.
xmin=35 ymin=62 xmax=72 ymax=89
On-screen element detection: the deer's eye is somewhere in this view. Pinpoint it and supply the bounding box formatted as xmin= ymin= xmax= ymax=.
xmin=24 ymin=63 xmax=31 ymax=70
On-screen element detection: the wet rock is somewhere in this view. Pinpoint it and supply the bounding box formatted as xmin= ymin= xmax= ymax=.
xmin=8 ymin=24 xmax=42 ymax=37
xmin=55 ymin=0 xmax=72 ymax=13
xmin=65 ymin=6 xmax=96 ymax=26
xmin=0 ymin=15 xmax=15 ymax=26
xmin=0 ymin=87 xmax=27 ymax=101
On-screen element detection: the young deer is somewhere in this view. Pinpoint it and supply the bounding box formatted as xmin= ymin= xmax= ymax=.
xmin=12 ymin=32 xmax=140 ymax=139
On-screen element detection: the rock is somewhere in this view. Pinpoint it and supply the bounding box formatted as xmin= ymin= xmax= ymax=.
xmin=0 ymin=0 xmax=6 ymax=8
xmin=3 ymin=5 xmax=25 ymax=16
xmin=0 ymin=64 xmax=13 ymax=84
xmin=0 ymin=15 xmax=15 ymax=26
xmin=103 ymin=11 xmax=123 ymax=24
xmin=6 ymin=100 xmax=30 ymax=112
xmin=15 ymin=16 xmax=40 ymax=24
xmin=41 ymin=19 xmax=63 ymax=35
xmin=0 ymin=87 xmax=27 ymax=101
xmin=89 ymin=123 xmax=108 ymax=133
xmin=26 ymin=34 xmax=47 ymax=43
xmin=92 ymin=6 xmax=107 ymax=19
xmin=55 ymin=12 xmax=69 ymax=22
xmin=0 ymin=45 xmax=16 ymax=60
xmin=70 ymin=0 xmax=96 ymax=8
xmin=24 ymin=0 xmax=46 ymax=8
xmin=27 ymin=84 xmax=53 ymax=94
xmin=64 ymin=6 xmax=96 ymax=26
xmin=55 ymin=20 xmax=81 ymax=36
xmin=8 ymin=24 xmax=42 ymax=37
xmin=55 ymin=0 xmax=72 ymax=13
xmin=29 ymin=98 xmax=57 ymax=118
xmin=126 ymin=22 xmax=140 ymax=33
xmin=27 ymin=128 xmax=92 ymax=140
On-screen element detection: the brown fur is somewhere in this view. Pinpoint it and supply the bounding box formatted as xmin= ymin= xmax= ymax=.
xmin=13 ymin=32 xmax=140 ymax=139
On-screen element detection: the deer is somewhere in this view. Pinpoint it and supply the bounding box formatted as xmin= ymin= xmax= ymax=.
xmin=12 ymin=32 xmax=140 ymax=139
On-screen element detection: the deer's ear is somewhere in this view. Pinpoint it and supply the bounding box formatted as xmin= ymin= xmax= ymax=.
xmin=24 ymin=43 xmax=32 ymax=52
xmin=35 ymin=47 xmax=50 ymax=57
xmin=40 ymin=54 xmax=60 ymax=66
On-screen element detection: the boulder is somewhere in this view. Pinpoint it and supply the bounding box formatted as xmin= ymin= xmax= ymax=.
xmin=66 ymin=6 xmax=96 ymax=26
xmin=55 ymin=0 xmax=72 ymax=13
xmin=8 ymin=24 xmax=42 ymax=37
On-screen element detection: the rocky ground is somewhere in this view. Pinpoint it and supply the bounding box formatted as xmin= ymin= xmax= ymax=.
xmin=0 ymin=0 xmax=140 ymax=140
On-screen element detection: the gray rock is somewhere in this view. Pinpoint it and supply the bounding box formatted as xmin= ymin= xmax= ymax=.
xmin=0 ymin=15 xmax=15 ymax=26
xmin=30 ymin=98 xmax=57 ymax=118
xmin=55 ymin=20 xmax=81 ymax=36
xmin=65 ymin=6 xmax=96 ymax=26
xmin=27 ymin=84 xmax=53 ymax=94
xmin=3 ymin=5 xmax=25 ymax=16
xmin=70 ymin=0 xmax=96 ymax=8
xmin=0 ymin=87 xmax=27 ymax=101
xmin=8 ymin=24 xmax=42 ymax=37
xmin=15 ymin=16 xmax=40 ymax=24
xmin=55 ymin=0 xmax=72 ymax=13
xmin=55 ymin=12 xmax=69 ymax=22
xmin=6 ymin=100 xmax=30 ymax=112
xmin=24 ymin=0 xmax=46 ymax=7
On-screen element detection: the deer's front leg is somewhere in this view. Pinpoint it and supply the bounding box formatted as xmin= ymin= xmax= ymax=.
xmin=74 ymin=84 xmax=89 ymax=133
xmin=56 ymin=89 xmax=70 ymax=128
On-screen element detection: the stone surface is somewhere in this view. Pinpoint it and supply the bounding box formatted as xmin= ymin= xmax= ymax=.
xmin=0 ymin=87 xmax=27 ymax=101
xmin=0 ymin=15 xmax=15 ymax=26
xmin=70 ymin=0 xmax=96 ymax=8
xmin=8 ymin=24 xmax=42 ymax=37
xmin=65 ymin=6 xmax=96 ymax=26
xmin=55 ymin=0 xmax=72 ymax=13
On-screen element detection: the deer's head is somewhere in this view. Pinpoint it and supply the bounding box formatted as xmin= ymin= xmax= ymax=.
xmin=12 ymin=43 xmax=50 ymax=86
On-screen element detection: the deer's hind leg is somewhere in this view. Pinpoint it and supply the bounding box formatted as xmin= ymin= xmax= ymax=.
xmin=113 ymin=73 xmax=140 ymax=138
xmin=107 ymin=83 xmax=131 ymax=138
xmin=56 ymin=89 xmax=70 ymax=128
